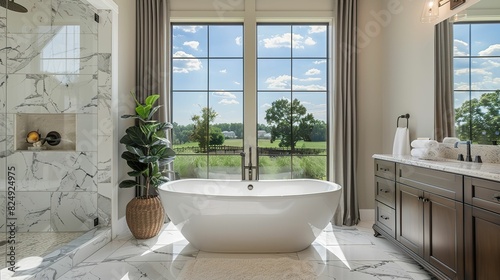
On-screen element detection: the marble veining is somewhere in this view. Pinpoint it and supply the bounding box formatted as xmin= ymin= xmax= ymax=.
xmin=373 ymin=154 xmax=500 ymax=182
xmin=48 ymin=222 xmax=436 ymax=280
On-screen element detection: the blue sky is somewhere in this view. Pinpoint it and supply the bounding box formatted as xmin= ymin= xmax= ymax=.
xmin=453 ymin=23 xmax=500 ymax=108
xmin=172 ymin=24 xmax=328 ymax=126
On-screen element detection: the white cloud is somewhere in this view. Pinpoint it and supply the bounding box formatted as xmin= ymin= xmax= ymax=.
xmin=219 ymin=99 xmax=239 ymax=105
xmin=454 ymin=68 xmax=492 ymax=76
xmin=219 ymin=69 xmax=227 ymax=74
xmin=261 ymin=103 xmax=272 ymax=109
xmin=183 ymin=41 xmax=200 ymax=50
xmin=309 ymin=26 xmax=327 ymax=34
xmin=453 ymin=39 xmax=468 ymax=56
xmin=292 ymin=84 xmax=327 ymax=90
xmin=313 ymin=60 xmax=327 ymax=64
xmin=235 ymin=36 xmax=242 ymax=46
xmin=263 ymin=33 xmax=316 ymax=49
xmin=265 ymin=75 xmax=292 ymax=89
xmin=305 ymin=68 xmax=321 ymax=76
xmin=212 ymin=91 xmax=236 ymax=99
xmin=298 ymin=77 xmax=322 ymax=82
xmin=234 ymin=81 xmax=241 ymax=85
xmin=479 ymin=44 xmax=500 ymax=56
xmin=172 ymin=51 xmax=203 ymax=73
xmin=173 ymin=26 xmax=203 ymax=33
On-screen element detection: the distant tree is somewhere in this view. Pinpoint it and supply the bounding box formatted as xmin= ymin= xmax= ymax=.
xmin=172 ymin=122 xmax=193 ymax=144
xmin=455 ymin=90 xmax=500 ymax=144
xmin=190 ymin=107 xmax=224 ymax=151
xmin=209 ymin=127 xmax=225 ymax=145
xmin=264 ymin=98 xmax=317 ymax=151
xmin=309 ymin=120 xmax=327 ymax=142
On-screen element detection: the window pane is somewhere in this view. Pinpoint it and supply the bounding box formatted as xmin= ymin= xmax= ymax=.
xmin=173 ymin=155 xmax=208 ymax=179
xmin=453 ymin=24 xmax=469 ymax=56
xmin=292 ymin=59 xmax=327 ymax=91
xmin=292 ymin=156 xmax=327 ymax=180
xmin=471 ymin=23 xmax=500 ymax=56
xmin=172 ymin=58 xmax=207 ymax=90
xmin=173 ymin=25 xmax=207 ymax=57
xmin=454 ymin=91 xmax=470 ymax=141
xmin=257 ymin=25 xmax=292 ymax=57
xmin=208 ymin=155 xmax=242 ymax=179
xmin=471 ymin=58 xmax=500 ymax=90
xmin=470 ymin=91 xmax=500 ymax=145
xmin=172 ymin=92 xmax=207 ymax=150
xmin=209 ymin=25 xmax=243 ymax=57
xmin=209 ymin=59 xmax=243 ymax=90
xmin=258 ymin=59 xmax=292 ymax=90
xmin=258 ymin=155 xmax=292 ymax=179
xmin=292 ymin=25 xmax=327 ymax=57
xmin=454 ymin=58 xmax=470 ymax=90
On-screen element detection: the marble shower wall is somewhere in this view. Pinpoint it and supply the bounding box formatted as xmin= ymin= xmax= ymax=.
xmin=0 ymin=0 xmax=113 ymax=232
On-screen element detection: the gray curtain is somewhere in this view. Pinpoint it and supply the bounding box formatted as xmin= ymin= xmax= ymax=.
xmin=135 ymin=0 xmax=170 ymax=197
xmin=434 ymin=19 xmax=455 ymax=142
xmin=333 ymin=0 xmax=359 ymax=226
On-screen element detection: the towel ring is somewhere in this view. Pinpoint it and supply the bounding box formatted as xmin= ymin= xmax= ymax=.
xmin=396 ymin=113 xmax=410 ymax=128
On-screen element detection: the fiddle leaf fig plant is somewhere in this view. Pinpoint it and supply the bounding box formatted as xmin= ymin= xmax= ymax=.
xmin=119 ymin=93 xmax=176 ymax=197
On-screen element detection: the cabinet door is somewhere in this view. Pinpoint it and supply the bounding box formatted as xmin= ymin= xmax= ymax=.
xmin=396 ymin=183 xmax=424 ymax=256
xmin=465 ymin=205 xmax=500 ymax=280
xmin=424 ymin=192 xmax=464 ymax=280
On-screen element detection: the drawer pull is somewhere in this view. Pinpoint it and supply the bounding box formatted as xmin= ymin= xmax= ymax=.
xmin=379 ymin=168 xmax=390 ymax=172
xmin=423 ymin=198 xmax=430 ymax=203
xmin=380 ymin=215 xmax=390 ymax=220
xmin=418 ymin=196 xmax=424 ymax=201
xmin=379 ymin=189 xmax=390 ymax=194
xmin=493 ymin=195 xmax=500 ymax=202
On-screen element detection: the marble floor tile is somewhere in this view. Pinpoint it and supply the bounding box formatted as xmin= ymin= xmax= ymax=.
xmin=57 ymin=222 xmax=434 ymax=280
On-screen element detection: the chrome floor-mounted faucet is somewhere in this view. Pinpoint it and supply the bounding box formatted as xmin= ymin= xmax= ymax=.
xmin=240 ymin=147 xmax=258 ymax=180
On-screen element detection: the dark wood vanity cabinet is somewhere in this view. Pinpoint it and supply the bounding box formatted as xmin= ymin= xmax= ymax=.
xmin=374 ymin=160 xmax=464 ymax=280
xmin=374 ymin=160 xmax=396 ymax=238
xmin=464 ymin=177 xmax=500 ymax=280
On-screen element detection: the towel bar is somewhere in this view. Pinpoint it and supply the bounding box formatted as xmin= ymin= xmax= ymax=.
xmin=396 ymin=113 xmax=410 ymax=128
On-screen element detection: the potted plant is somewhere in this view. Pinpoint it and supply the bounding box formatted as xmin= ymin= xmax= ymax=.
xmin=119 ymin=93 xmax=176 ymax=239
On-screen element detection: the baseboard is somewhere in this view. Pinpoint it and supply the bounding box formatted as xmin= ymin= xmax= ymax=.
xmin=360 ymin=208 xmax=374 ymax=223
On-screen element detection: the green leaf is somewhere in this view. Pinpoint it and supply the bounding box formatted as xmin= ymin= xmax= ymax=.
xmin=119 ymin=180 xmax=139 ymax=188
xmin=126 ymin=146 xmax=144 ymax=156
xmin=136 ymin=105 xmax=151 ymax=120
xmin=147 ymin=106 xmax=161 ymax=120
xmin=127 ymin=161 xmax=148 ymax=172
xmin=125 ymin=126 xmax=150 ymax=146
xmin=127 ymin=170 xmax=143 ymax=177
xmin=150 ymin=145 xmax=167 ymax=157
xmin=138 ymin=155 xmax=160 ymax=163
xmin=145 ymin=95 xmax=160 ymax=106
xmin=121 ymin=151 xmax=140 ymax=162
xmin=121 ymin=114 xmax=140 ymax=119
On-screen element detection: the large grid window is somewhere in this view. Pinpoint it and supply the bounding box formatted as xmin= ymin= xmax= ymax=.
xmin=453 ymin=23 xmax=500 ymax=144
xmin=171 ymin=24 xmax=244 ymax=179
xmin=171 ymin=23 xmax=330 ymax=180
xmin=257 ymin=24 xmax=329 ymax=180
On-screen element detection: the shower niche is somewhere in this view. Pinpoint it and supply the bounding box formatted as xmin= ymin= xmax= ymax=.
xmin=15 ymin=113 xmax=76 ymax=151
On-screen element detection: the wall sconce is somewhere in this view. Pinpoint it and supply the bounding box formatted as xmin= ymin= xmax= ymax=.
xmin=421 ymin=0 xmax=440 ymax=23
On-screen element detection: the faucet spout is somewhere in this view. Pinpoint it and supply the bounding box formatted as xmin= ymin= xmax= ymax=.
xmin=454 ymin=140 xmax=472 ymax=162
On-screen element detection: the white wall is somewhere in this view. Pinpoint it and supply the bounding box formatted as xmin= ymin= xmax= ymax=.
xmin=113 ymin=0 xmax=136 ymax=234
xmin=357 ymin=0 xmax=435 ymax=210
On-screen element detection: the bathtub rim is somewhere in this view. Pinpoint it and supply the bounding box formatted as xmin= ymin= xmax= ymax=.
xmin=158 ymin=178 xmax=342 ymax=198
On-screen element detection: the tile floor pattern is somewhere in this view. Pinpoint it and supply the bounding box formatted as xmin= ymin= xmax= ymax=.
xmin=58 ymin=221 xmax=436 ymax=279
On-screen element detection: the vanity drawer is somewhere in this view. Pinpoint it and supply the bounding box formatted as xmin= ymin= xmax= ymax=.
xmin=397 ymin=163 xmax=463 ymax=201
xmin=465 ymin=177 xmax=500 ymax=214
xmin=375 ymin=201 xmax=396 ymax=238
xmin=375 ymin=176 xmax=395 ymax=208
xmin=375 ymin=160 xmax=396 ymax=180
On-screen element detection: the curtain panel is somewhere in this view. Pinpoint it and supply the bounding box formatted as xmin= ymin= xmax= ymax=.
xmin=434 ymin=19 xmax=455 ymax=142
xmin=333 ymin=0 xmax=359 ymax=226
xmin=135 ymin=0 xmax=170 ymax=197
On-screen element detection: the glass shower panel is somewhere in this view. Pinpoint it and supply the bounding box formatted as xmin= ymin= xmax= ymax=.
xmin=1 ymin=0 xmax=99 ymax=270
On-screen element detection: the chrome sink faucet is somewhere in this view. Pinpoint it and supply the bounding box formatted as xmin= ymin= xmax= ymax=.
xmin=454 ymin=140 xmax=472 ymax=162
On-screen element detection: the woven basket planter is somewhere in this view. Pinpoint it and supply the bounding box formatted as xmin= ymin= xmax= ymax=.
xmin=126 ymin=195 xmax=165 ymax=239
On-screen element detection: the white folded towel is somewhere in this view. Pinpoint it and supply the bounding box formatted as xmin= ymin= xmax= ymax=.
xmin=411 ymin=139 xmax=438 ymax=149
xmin=411 ymin=147 xmax=439 ymax=159
xmin=442 ymin=137 xmax=460 ymax=145
xmin=393 ymin=127 xmax=410 ymax=155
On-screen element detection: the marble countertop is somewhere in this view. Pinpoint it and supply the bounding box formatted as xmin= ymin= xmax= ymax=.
xmin=373 ymin=154 xmax=500 ymax=183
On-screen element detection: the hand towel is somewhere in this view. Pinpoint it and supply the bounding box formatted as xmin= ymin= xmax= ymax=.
xmin=410 ymin=139 xmax=438 ymax=149
xmin=410 ymin=148 xmax=439 ymax=159
xmin=442 ymin=137 xmax=460 ymax=145
xmin=393 ymin=127 xmax=410 ymax=155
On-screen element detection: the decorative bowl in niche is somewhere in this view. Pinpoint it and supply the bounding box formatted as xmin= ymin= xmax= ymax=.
xmin=15 ymin=114 xmax=76 ymax=151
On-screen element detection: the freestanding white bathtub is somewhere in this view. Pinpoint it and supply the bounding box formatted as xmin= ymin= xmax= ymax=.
xmin=158 ymin=179 xmax=341 ymax=253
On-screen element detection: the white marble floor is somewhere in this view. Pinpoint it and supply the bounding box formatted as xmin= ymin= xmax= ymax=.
xmin=58 ymin=221 xmax=435 ymax=280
